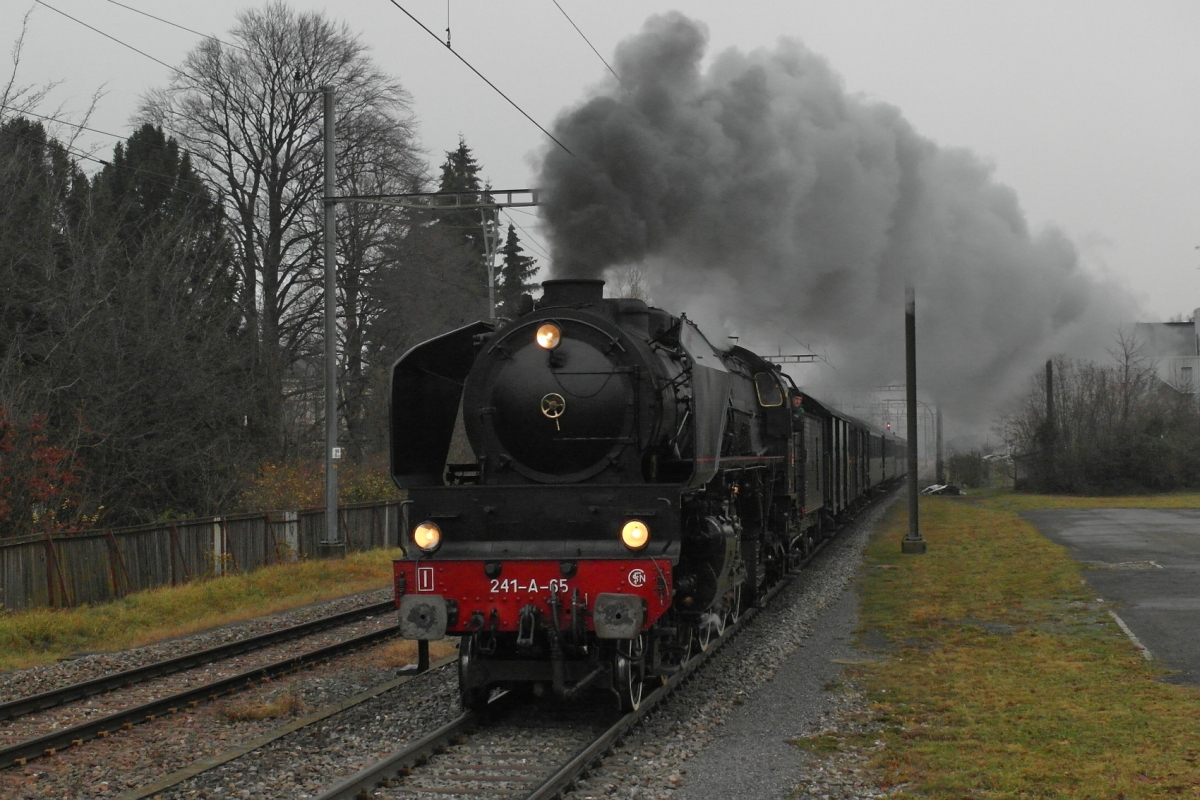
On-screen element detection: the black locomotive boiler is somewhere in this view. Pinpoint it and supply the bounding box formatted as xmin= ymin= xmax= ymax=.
xmin=390 ymin=279 xmax=903 ymax=710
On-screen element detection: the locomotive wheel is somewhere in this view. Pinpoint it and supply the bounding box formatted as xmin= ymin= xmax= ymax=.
xmin=726 ymin=583 xmax=743 ymax=626
xmin=696 ymin=611 xmax=719 ymax=652
xmin=614 ymin=634 xmax=647 ymax=711
xmin=789 ymin=539 xmax=807 ymax=571
xmin=679 ymin=624 xmax=695 ymax=661
xmin=458 ymin=635 xmax=490 ymax=712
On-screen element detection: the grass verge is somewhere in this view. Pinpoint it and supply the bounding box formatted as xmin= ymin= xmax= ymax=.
xmin=976 ymin=488 xmax=1200 ymax=512
xmin=0 ymin=548 xmax=402 ymax=671
xmin=853 ymin=498 xmax=1200 ymax=798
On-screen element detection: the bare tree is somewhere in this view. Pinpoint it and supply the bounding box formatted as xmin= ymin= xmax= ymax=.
xmin=333 ymin=112 xmax=425 ymax=457
xmin=140 ymin=2 xmax=418 ymax=453
xmin=1107 ymin=328 xmax=1152 ymax=425
xmin=1 ymin=11 xmax=57 ymax=123
xmin=1001 ymin=331 xmax=1200 ymax=493
xmin=605 ymin=262 xmax=651 ymax=302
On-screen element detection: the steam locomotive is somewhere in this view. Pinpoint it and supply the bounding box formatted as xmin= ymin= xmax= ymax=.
xmin=390 ymin=279 xmax=903 ymax=710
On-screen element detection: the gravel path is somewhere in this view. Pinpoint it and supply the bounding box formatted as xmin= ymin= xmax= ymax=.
xmin=0 ymin=589 xmax=393 ymax=704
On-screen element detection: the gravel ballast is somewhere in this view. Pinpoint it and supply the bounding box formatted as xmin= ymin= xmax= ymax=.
xmin=0 ymin=589 xmax=393 ymax=704
xmin=0 ymin=614 xmax=396 ymax=749
xmin=570 ymin=494 xmax=897 ymax=800
xmin=155 ymin=660 xmax=461 ymax=799
xmin=0 ymin=642 xmax=444 ymax=800
xmin=0 ymin=493 xmax=898 ymax=799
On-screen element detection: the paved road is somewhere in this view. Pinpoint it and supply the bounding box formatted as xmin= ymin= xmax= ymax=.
xmin=1021 ymin=508 xmax=1200 ymax=685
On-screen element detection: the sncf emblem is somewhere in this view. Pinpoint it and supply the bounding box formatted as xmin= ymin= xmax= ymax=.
xmin=627 ymin=568 xmax=647 ymax=588
xmin=417 ymin=566 xmax=435 ymax=592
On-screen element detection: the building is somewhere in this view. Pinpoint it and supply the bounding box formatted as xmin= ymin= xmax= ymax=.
xmin=1135 ymin=309 xmax=1199 ymax=395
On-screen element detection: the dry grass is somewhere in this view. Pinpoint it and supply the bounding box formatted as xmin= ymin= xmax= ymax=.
xmin=854 ymin=497 xmax=1200 ymax=798
xmin=0 ymin=548 xmax=403 ymax=671
xmin=371 ymin=638 xmax=460 ymax=669
xmin=976 ymin=488 xmax=1200 ymax=512
xmin=221 ymin=685 xmax=307 ymax=721
xmin=790 ymin=733 xmax=844 ymax=753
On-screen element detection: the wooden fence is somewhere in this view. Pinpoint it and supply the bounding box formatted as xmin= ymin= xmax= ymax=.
xmin=0 ymin=500 xmax=403 ymax=612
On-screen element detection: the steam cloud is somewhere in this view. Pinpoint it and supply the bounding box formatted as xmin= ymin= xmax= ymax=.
xmin=537 ymin=12 xmax=1133 ymax=434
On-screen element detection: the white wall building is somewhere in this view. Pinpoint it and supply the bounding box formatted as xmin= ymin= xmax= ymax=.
xmin=1134 ymin=308 xmax=1200 ymax=395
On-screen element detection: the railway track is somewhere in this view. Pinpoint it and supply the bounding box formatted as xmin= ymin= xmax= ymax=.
xmin=315 ymin=546 xmax=810 ymax=800
xmin=90 ymin=497 xmax=886 ymax=800
xmin=0 ymin=600 xmax=395 ymax=723
xmin=0 ymin=600 xmax=400 ymax=769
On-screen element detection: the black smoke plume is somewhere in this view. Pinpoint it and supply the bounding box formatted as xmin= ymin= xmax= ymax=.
xmin=537 ymin=12 xmax=1133 ymax=433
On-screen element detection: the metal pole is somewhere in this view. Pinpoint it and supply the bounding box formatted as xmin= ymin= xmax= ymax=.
xmin=902 ymin=285 xmax=927 ymax=554
xmin=483 ymin=209 xmax=496 ymax=322
xmin=935 ymin=404 xmax=944 ymax=484
xmin=322 ymin=85 xmax=341 ymax=549
xmin=1044 ymin=358 xmax=1055 ymax=490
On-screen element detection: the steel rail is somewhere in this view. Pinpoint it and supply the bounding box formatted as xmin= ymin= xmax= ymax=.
xmin=523 ymin=567 xmax=798 ymax=800
xmin=116 ymin=655 xmax=460 ymax=800
xmin=0 ymin=599 xmax=396 ymax=723
xmin=0 ymin=624 xmax=400 ymax=769
xmin=314 ymin=544 xmax=809 ymax=800
xmin=312 ymin=491 xmax=891 ymax=800
xmin=523 ymin=500 xmax=889 ymax=800
xmin=314 ymin=712 xmax=478 ymax=799
xmin=523 ymin=495 xmax=895 ymax=800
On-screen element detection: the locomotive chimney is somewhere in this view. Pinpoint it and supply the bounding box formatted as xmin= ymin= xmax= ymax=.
xmin=539 ymin=279 xmax=605 ymax=308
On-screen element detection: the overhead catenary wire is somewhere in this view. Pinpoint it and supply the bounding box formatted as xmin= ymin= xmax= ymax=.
xmin=3 ymin=119 xmax=493 ymax=292
xmin=549 ymin=0 xmax=628 ymax=93
xmin=0 ymin=125 xmax=214 ymax=203
xmin=380 ymin=0 xmax=573 ymax=157
xmin=0 ymin=104 xmax=191 ymax=157
xmin=32 ymin=0 xmax=185 ymax=77
xmin=101 ymin=0 xmax=251 ymax=54
xmin=22 ymin=3 xmax=307 ymax=159
xmin=501 ymin=209 xmax=551 ymax=262
xmin=1 ymin=104 xmax=128 ymax=141
xmin=27 ymin=0 xmax=549 ymax=273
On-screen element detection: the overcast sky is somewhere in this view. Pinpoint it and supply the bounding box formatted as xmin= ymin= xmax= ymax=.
xmin=4 ymin=0 xmax=1198 ymax=324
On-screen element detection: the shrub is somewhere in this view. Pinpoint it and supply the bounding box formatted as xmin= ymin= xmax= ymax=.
xmin=0 ymin=407 xmax=93 ymax=537
xmin=1001 ymin=333 xmax=1200 ymax=493
xmin=237 ymin=454 xmax=400 ymax=511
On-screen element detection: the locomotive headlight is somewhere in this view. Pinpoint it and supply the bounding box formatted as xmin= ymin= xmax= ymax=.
xmin=620 ymin=520 xmax=650 ymax=551
xmin=412 ymin=521 xmax=442 ymax=552
xmin=535 ymin=322 xmax=562 ymax=350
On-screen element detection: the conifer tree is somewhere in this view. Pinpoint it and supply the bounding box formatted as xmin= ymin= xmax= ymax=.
xmin=497 ymin=223 xmax=538 ymax=317
xmin=436 ymin=136 xmax=490 ymax=256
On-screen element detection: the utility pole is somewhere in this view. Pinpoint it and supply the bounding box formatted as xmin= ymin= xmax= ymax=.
xmin=902 ymin=285 xmax=927 ymax=554
xmin=294 ymin=82 xmax=342 ymax=552
xmin=481 ymin=208 xmax=500 ymax=322
xmin=289 ymin=87 xmax=540 ymax=553
xmin=321 ymin=85 xmax=341 ymax=551
xmin=935 ymin=405 xmax=944 ymax=485
xmin=1044 ymin=359 xmax=1055 ymax=490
